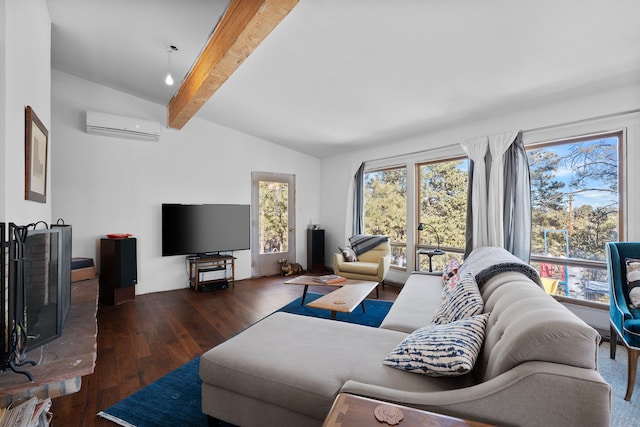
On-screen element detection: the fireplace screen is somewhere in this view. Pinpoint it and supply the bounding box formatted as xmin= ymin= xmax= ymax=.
xmin=1 ymin=222 xmax=71 ymax=380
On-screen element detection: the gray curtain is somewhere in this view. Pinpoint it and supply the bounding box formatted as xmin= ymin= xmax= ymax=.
xmin=503 ymin=131 xmax=531 ymax=261
xmin=352 ymin=162 xmax=365 ymax=236
xmin=464 ymin=159 xmax=475 ymax=259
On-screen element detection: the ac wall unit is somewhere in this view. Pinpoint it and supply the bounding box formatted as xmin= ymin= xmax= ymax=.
xmin=86 ymin=111 xmax=161 ymax=142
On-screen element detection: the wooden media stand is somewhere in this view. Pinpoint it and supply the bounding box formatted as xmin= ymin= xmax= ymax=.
xmin=188 ymin=254 xmax=236 ymax=292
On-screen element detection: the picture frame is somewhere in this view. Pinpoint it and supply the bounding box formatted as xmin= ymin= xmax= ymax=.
xmin=25 ymin=106 xmax=48 ymax=203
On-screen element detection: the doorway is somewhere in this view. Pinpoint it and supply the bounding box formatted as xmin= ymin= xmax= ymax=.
xmin=251 ymin=172 xmax=296 ymax=277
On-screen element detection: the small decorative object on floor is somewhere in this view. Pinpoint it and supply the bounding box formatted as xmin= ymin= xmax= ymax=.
xmin=374 ymin=404 xmax=404 ymax=425
xmin=313 ymin=274 xmax=346 ymax=284
xmin=278 ymin=259 xmax=305 ymax=276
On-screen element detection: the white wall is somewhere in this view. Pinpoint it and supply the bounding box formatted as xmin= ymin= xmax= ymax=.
xmin=51 ymin=70 xmax=321 ymax=295
xmin=1 ymin=0 xmax=51 ymax=224
xmin=0 ymin=0 xmax=6 ymax=220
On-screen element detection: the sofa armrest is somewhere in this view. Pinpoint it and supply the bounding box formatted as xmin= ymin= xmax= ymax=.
xmin=341 ymin=361 xmax=610 ymax=427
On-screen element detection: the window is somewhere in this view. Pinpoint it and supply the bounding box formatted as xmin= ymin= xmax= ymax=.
xmin=417 ymin=158 xmax=468 ymax=271
xmin=364 ymin=167 xmax=407 ymax=268
xmin=258 ymin=180 xmax=289 ymax=254
xmin=359 ymin=128 xmax=623 ymax=295
xmin=527 ymin=132 xmax=622 ymax=303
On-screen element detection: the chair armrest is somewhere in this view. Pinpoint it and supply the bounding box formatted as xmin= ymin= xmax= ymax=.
xmin=378 ymin=254 xmax=391 ymax=277
xmin=333 ymin=253 xmax=345 ymax=274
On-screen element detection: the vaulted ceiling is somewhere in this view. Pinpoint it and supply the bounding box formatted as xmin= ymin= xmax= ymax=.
xmin=47 ymin=0 xmax=640 ymax=157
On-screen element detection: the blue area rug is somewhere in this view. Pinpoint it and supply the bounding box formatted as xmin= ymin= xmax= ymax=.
xmin=273 ymin=292 xmax=392 ymax=327
xmin=97 ymin=293 xmax=392 ymax=426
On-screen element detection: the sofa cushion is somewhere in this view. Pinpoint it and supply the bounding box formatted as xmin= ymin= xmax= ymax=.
xmin=200 ymin=312 xmax=470 ymax=422
xmin=625 ymin=258 xmax=640 ymax=307
xmin=383 ymin=313 xmax=490 ymax=376
xmin=338 ymin=261 xmax=378 ymax=275
xmin=431 ymin=272 xmax=483 ymax=324
xmin=380 ymin=273 xmax=443 ymax=333
xmin=477 ymin=271 xmax=600 ymax=382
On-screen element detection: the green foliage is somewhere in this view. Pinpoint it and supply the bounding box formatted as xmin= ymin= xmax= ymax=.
xmin=418 ymin=160 xmax=467 ymax=248
xmin=258 ymin=181 xmax=288 ymax=254
xmin=364 ymin=168 xmax=407 ymax=242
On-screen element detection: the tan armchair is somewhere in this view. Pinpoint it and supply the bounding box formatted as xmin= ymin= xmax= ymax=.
xmin=333 ymin=240 xmax=391 ymax=297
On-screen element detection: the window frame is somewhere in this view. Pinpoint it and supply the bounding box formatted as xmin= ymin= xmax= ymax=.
xmin=525 ymin=129 xmax=624 ymax=306
xmin=363 ymin=165 xmax=408 ymax=269
xmin=415 ymin=156 xmax=469 ymax=272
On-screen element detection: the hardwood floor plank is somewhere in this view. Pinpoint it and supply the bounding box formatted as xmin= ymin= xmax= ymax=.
xmin=50 ymin=275 xmax=400 ymax=426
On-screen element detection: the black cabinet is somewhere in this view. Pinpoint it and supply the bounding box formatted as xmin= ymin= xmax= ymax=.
xmin=100 ymin=237 xmax=137 ymax=305
xmin=307 ymin=229 xmax=325 ymax=274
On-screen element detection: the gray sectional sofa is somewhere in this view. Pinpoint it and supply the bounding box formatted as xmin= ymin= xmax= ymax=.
xmin=200 ymin=247 xmax=611 ymax=426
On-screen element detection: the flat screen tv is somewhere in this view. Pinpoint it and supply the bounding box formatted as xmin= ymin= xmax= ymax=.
xmin=162 ymin=204 xmax=251 ymax=256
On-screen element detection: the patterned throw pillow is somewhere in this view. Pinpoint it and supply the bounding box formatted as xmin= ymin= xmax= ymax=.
xmin=626 ymin=258 xmax=640 ymax=307
xmin=432 ymin=272 xmax=483 ymax=324
xmin=442 ymin=258 xmax=461 ymax=283
xmin=383 ymin=313 xmax=490 ymax=376
xmin=441 ymin=273 xmax=460 ymax=300
xmin=339 ymin=247 xmax=357 ymax=262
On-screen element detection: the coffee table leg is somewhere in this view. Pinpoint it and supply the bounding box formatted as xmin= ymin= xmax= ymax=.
xmin=360 ymin=301 xmax=366 ymax=313
xmin=302 ymin=285 xmax=309 ymax=305
xmin=331 ymin=311 xmax=337 ymax=320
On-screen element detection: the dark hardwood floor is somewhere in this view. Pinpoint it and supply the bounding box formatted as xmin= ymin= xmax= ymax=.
xmin=51 ymin=275 xmax=401 ymax=426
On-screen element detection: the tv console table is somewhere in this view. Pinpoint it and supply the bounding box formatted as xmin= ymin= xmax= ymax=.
xmin=188 ymin=255 xmax=235 ymax=292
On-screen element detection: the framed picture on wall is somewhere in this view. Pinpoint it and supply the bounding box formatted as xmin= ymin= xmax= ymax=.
xmin=25 ymin=105 xmax=48 ymax=203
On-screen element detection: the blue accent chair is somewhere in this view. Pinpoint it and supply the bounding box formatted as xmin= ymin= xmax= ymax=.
xmin=606 ymin=242 xmax=640 ymax=400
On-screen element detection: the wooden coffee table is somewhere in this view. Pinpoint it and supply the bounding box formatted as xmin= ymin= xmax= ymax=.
xmin=306 ymin=281 xmax=378 ymax=320
xmin=284 ymin=275 xmax=378 ymax=305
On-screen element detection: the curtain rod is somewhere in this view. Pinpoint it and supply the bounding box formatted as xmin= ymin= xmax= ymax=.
xmin=364 ymin=108 xmax=640 ymax=165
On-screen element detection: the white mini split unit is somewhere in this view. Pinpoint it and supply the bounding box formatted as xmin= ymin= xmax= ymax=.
xmin=86 ymin=111 xmax=161 ymax=142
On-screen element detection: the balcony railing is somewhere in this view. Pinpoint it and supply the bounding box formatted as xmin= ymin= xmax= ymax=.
xmin=402 ymin=242 xmax=609 ymax=307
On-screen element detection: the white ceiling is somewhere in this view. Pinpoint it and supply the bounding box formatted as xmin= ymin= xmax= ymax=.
xmin=47 ymin=0 xmax=640 ymax=158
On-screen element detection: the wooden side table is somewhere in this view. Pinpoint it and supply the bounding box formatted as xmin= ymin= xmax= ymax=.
xmin=323 ymin=393 xmax=495 ymax=427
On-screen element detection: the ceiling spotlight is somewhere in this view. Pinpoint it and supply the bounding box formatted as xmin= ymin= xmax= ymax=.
xmin=165 ymin=45 xmax=178 ymax=86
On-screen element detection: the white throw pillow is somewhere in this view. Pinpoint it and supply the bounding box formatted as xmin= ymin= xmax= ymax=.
xmin=432 ymin=272 xmax=483 ymax=324
xmin=626 ymin=258 xmax=640 ymax=307
xmin=339 ymin=246 xmax=357 ymax=262
xmin=383 ymin=313 xmax=490 ymax=376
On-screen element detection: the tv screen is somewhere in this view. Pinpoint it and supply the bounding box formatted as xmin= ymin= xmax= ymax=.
xmin=162 ymin=204 xmax=251 ymax=256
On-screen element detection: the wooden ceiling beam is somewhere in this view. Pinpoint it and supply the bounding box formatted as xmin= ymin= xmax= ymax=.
xmin=167 ymin=0 xmax=298 ymax=129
